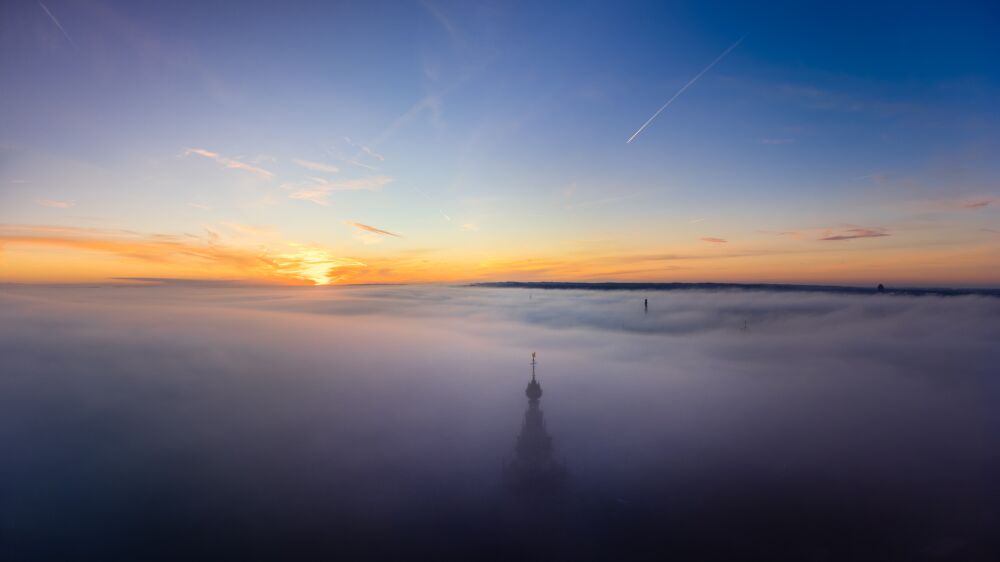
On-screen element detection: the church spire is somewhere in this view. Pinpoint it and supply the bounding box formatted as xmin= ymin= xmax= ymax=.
xmin=505 ymin=352 xmax=566 ymax=494
xmin=526 ymin=352 xmax=542 ymax=401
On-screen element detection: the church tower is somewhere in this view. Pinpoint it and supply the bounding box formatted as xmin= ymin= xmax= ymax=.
xmin=504 ymin=353 xmax=567 ymax=494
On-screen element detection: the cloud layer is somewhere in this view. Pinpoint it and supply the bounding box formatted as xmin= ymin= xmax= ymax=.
xmin=1 ymin=285 xmax=998 ymax=558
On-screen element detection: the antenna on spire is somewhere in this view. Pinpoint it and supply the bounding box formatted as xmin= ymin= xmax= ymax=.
xmin=531 ymin=352 xmax=537 ymax=380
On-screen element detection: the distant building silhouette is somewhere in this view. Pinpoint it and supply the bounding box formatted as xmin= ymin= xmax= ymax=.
xmin=504 ymin=353 xmax=567 ymax=495
xmin=877 ymin=283 xmax=885 ymax=293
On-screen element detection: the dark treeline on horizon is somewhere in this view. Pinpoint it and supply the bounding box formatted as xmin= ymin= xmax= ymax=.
xmin=471 ymin=282 xmax=1000 ymax=298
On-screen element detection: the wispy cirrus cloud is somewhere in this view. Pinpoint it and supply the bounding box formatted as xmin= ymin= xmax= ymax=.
xmin=916 ymin=196 xmax=995 ymax=211
xmin=221 ymin=223 xmax=275 ymax=237
xmin=962 ymin=199 xmax=993 ymax=209
xmin=329 ymin=139 xmax=381 ymax=171
xmin=347 ymin=222 xmax=401 ymax=238
xmin=361 ymin=145 xmax=385 ymax=162
xmin=184 ymin=148 xmax=274 ymax=178
xmin=188 ymin=203 xmax=212 ymax=211
xmin=419 ymin=0 xmax=463 ymax=46
xmin=819 ymin=227 xmax=889 ymax=241
xmin=345 ymin=159 xmax=379 ymax=171
xmin=351 ymin=74 xmax=464 ymax=155
xmin=758 ymin=229 xmax=805 ymax=239
xmin=340 ymin=66 xmax=479 ymax=171
xmin=856 ymin=173 xmax=891 ymax=186
xmin=285 ymin=175 xmax=393 ymax=206
xmin=701 ymin=237 xmax=727 ymax=243
xmin=412 ymin=186 xmax=452 ymax=222
xmin=0 ymin=224 xmax=259 ymax=267
xmin=286 ymin=189 xmax=330 ymax=206
xmin=292 ymin=159 xmax=340 ymax=174
xmin=0 ymin=224 xmax=359 ymax=285
xmin=778 ymin=84 xmax=917 ymax=115
xmin=35 ymin=198 xmax=75 ymax=208
xmin=567 ymin=189 xmax=654 ymax=209
xmin=344 ymin=137 xmax=385 ymax=163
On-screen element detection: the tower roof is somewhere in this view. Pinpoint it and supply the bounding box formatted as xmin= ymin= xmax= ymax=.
xmin=526 ymin=378 xmax=542 ymax=400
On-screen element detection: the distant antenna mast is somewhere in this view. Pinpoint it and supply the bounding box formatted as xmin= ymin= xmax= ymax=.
xmin=531 ymin=352 xmax=537 ymax=381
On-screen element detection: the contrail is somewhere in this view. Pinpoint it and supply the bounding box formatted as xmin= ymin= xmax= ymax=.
xmin=626 ymin=34 xmax=747 ymax=144
xmin=412 ymin=186 xmax=452 ymax=222
xmin=38 ymin=1 xmax=77 ymax=49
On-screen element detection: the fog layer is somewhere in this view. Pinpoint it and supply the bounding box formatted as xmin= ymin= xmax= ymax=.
xmin=1 ymin=285 xmax=998 ymax=560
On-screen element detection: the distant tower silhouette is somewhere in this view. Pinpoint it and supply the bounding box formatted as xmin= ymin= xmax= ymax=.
xmin=504 ymin=353 xmax=566 ymax=494
xmin=644 ymin=298 xmax=648 ymax=314
xmin=877 ymin=283 xmax=885 ymax=293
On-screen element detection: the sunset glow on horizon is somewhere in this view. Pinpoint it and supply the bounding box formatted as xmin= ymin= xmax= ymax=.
xmin=2 ymin=1 xmax=998 ymax=287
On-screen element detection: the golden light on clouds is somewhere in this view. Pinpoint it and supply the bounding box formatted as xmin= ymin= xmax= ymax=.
xmin=0 ymin=225 xmax=362 ymax=286
xmin=266 ymin=245 xmax=366 ymax=285
xmin=1 ymin=223 xmax=999 ymax=287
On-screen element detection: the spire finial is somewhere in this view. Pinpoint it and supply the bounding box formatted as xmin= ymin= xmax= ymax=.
xmin=531 ymin=352 xmax=537 ymax=381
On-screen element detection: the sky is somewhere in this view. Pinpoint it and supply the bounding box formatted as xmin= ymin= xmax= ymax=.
xmin=1 ymin=0 xmax=998 ymax=286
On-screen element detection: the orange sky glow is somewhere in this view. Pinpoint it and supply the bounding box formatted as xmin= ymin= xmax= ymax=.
xmin=3 ymin=223 xmax=997 ymax=287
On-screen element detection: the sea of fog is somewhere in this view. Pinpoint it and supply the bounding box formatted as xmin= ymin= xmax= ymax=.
xmin=1 ymin=284 xmax=998 ymax=560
